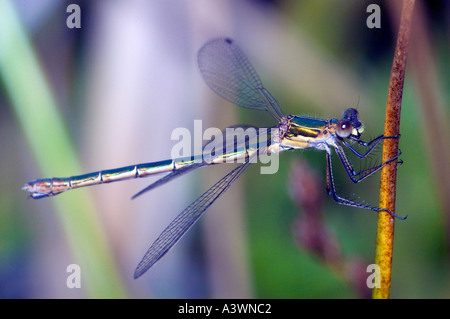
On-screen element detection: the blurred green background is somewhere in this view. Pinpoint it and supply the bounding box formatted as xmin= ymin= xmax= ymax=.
xmin=0 ymin=0 xmax=448 ymax=298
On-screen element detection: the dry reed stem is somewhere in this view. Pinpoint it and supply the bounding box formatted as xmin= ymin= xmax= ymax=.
xmin=372 ymin=0 xmax=415 ymax=299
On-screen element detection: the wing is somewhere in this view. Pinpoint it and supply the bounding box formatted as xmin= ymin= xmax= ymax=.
xmin=197 ymin=37 xmax=285 ymax=121
xmin=133 ymin=161 xmax=252 ymax=278
xmin=131 ymin=163 xmax=204 ymax=199
xmin=131 ymin=125 xmax=270 ymax=199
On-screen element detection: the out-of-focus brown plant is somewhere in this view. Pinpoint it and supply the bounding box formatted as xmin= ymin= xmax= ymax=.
xmin=290 ymin=159 xmax=372 ymax=298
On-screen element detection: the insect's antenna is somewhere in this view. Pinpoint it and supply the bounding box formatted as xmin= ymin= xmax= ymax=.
xmin=356 ymin=95 xmax=361 ymax=110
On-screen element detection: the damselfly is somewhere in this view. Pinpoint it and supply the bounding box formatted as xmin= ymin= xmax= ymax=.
xmin=23 ymin=38 xmax=405 ymax=279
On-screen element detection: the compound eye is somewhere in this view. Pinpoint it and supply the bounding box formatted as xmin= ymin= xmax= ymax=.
xmin=336 ymin=120 xmax=352 ymax=138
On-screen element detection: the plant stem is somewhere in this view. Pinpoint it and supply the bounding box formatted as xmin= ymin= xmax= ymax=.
xmin=373 ymin=0 xmax=415 ymax=299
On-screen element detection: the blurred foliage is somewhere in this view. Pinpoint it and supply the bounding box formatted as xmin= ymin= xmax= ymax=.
xmin=0 ymin=0 xmax=448 ymax=298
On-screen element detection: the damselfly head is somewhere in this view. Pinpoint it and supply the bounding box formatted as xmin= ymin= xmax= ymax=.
xmin=340 ymin=108 xmax=364 ymax=138
xmin=335 ymin=119 xmax=364 ymax=139
xmin=335 ymin=119 xmax=353 ymax=138
xmin=342 ymin=108 xmax=361 ymax=128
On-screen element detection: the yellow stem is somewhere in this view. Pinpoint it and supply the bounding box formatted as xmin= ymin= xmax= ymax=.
xmin=373 ymin=0 xmax=415 ymax=299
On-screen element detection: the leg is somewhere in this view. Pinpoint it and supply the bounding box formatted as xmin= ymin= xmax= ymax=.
xmin=335 ymin=142 xmax=402 ymax=183
xmin=325 ymin=151 xmax=407 ymax=220
xmin=343 ymin=134 xmax=400 ymax=159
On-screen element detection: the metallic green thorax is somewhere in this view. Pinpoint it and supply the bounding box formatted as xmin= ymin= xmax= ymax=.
xmin=285 ymin=116 xmax=328 ymax=139
xmin=279 ymin=115 xmax=334 ymax=150
xmin=289 ymin=116 xmax=329 ymax=129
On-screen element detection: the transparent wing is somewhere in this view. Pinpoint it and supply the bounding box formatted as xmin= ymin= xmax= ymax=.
xmin=198 ymin=37 xmax=285 ymax=121
xmin=133 ymin=161 xmax=252 ymax=279
xmin=131 ymin=125 xmax=271 ymax=200
xmin=131 ymin=163 xmax=204 ymax=199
